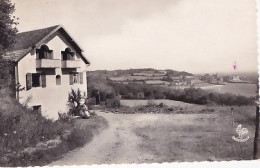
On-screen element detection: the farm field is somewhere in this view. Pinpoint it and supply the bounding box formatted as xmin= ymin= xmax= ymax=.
xmin=120 ymin=99 xmax=195 ymax=108
xmin=51 ymin=105 xmax=257 ymax=165
xmin=109 ymin=75 xmax=165 ymax=81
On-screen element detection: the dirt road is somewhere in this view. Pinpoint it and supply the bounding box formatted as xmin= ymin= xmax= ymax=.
xmin=50 ymin=111 xmax=157 ymax=165
xmin=50 ymin=108 xmax=255 ymax=165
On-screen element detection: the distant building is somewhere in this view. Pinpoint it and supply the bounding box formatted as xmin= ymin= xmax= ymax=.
xmin=231 ymin=75 xmax=240 ymax=81
xmin=190 ymin=79 xmax=204 ymax=85
xmin=158 ymin=70 xmax=167 ymax=75
xmin=185 ymin=75 xmax=194 ymax=79
xmin=171 ymin=76 xmax=180 ymax=80
xmin=228 ymin=75 xmax=248 ymax=83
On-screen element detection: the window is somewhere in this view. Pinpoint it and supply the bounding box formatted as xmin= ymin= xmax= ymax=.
xmin=70 ymin=72 xmax=83 ymax=85
xmin=33 ymin=105 xmax=41 ymax=113
xmin=36 ymin=45 xmax=53 ymax=59
xmin=61 ymin=47 xmax=75 ymax=60
xmin=32 ymin=73 xmax=41 ymax=87
xmin=56 ymin=75 xmax=61 ymax=85
xmin=26 ymin=73 xmax=46 ymax=90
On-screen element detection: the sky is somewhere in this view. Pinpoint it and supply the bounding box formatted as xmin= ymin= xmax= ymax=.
xmin=12 ymin=0 xmax=258 ymax=74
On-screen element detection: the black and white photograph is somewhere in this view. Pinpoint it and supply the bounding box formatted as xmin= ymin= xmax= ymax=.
xmin=0 ymin=0 xmax=259 ymax=167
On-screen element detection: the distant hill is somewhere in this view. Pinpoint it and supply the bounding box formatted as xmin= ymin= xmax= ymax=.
xmin=88 ymin=68 xmax=193 ymax=78
xmin=165 ymin=69 xmax=193 ymax=77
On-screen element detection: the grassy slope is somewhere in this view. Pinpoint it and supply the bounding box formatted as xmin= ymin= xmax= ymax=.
xmin=0 ymin=89 xmax=108 ymax=166
xmin=22 ymin=115 xmax=108 ymax=167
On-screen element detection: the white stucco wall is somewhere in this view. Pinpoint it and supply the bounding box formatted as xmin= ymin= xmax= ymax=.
xmin=17 ymin=31 xmax=88 ymax=119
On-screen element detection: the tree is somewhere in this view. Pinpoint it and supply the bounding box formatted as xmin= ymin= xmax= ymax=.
xmin=162 ymin=74 xmax=173 ymax=83
xmin=0 ymin=0 xmax=18 ymax=57
xmin=0 ymin=0 xmax=18 ymax=95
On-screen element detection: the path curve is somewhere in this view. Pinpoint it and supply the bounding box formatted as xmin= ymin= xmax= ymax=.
xmin=50 ymin=111 xmax=153 ymax=165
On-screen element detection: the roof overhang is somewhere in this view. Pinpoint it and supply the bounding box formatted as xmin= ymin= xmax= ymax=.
xmin=4 ymin=25 xmax=90 ymax=65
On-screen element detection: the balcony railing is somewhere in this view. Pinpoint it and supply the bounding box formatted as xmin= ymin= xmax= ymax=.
xmin=36 ymin=59 xmax=60 ymax=68
xmin=61 ymin=60 xmax=81 ymax=68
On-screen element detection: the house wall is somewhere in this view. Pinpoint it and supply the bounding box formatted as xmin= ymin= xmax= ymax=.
xmin=17 ymin=31 xmax=88 ymax=119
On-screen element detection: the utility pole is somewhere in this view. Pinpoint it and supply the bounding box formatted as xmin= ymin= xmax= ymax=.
xmin=253 ymin=105 xmax=259 ymax=159
xmin=253 ymin=83 xmax=259 ymax=159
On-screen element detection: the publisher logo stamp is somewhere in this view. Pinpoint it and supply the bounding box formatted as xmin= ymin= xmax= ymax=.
xmin=232 ymin=124 xmax=249 ymax=142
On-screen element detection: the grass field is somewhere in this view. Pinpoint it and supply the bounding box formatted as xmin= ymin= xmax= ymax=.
xmin=120 ymin=99 xmax=195 ymax=108
xmin=133 ymin=105 xmax=257 ymax=162
xmin=51 ymin=104 xmax=258 ymax=164
xmin=117 ymin=99 xmax=257 ymax=161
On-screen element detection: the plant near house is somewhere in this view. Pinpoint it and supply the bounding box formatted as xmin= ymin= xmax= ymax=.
xmin=58 ymin=112 xmax=73 ymax=123
xmin=0 ymin=88 xmax=107 ymax=166
xmin=0 ymin=88 xmax=66 ymax=165
xmin=67 ymin=89 xmax=87 ymax=117
xmin=0 ymin=0 xmax=18 ymax=57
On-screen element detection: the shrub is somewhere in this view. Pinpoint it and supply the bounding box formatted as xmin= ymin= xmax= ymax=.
xmin=88 ymin=75 xmax=255 ymax=106
xmin=105 ymin=97 xmax=121 ymax=108
xmin=0 ymin=88 xmax=67 ymax=160
xmin=66 ymin=128 xmax=92 ymax=150
xmin=158 ymin=103 xmax=164 ymax=108
xmin=58 ymin=112 xmax=73 ymax=123
xmin=0 ymin=60 xmax=16 ymax=96
xmin=85 ymin=97 xmax=96 ymax=110
xmin=110 ymin=83 xmax=254 ymax=106
xmin=67 ymin=89 xmax=87 ymax=117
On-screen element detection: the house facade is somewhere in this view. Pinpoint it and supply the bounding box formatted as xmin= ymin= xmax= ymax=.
xmin=4 ymin=25 xmax=90 ymax=119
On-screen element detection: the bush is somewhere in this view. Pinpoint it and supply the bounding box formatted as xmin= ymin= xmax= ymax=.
xmin=88 ymin=74 xmax=255 ymax=106
xmin=66 ymin=128 xmax=92 ymax=150
xmin=105 ymin=97 xmax=121 ymax=108
xmin=0 ymin=60 xmax=16 ymax=97
xmin=0 ymin=88 xmax=68 ymax=161
xmin=85 ymin=98 xmax=96 ymax=110
xmin=58 ymin=112 xmax=73 ymax=123
xmin=109 ymin=83 xmax=254 ymax=106
xmin=67 ymin=89 xmax=88 ymax=117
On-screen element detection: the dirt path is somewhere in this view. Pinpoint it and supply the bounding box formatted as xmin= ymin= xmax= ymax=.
xmin=50 ymin=108 xmax=255 ymax=165
xmin=50 ymin=111 xmax=156 ymax=165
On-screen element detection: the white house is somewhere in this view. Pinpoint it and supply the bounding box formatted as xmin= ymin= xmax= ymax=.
xmin=3 ymin=25 xmax=90 ymax=119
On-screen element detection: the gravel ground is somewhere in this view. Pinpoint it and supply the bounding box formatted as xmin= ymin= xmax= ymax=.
xmin=50 ymin=108 xmax=255 ymax=165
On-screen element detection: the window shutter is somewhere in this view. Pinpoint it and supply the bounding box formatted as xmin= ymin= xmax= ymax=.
xmin=79 ymin=72 xmax=83 ymax=84
xmin=26 ymin=73 xmax=32 ymax=90
xmin=41 ymin=73 xmax=46 ymax=88
xmin=36 ymin=49 xmax=40 ymax=59
xmin=70 ymin=73 xmax=73 ymax=85
xmin=61 ymin=51 xmax=65 ymax=60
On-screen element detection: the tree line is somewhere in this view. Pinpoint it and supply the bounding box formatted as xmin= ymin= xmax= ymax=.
xmin=88 ymin=77 xmax=255 ymax=106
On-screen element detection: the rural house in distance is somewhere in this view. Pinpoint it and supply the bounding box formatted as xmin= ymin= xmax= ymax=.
xmin=3 ymin=25 xmax=90 ymax=119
